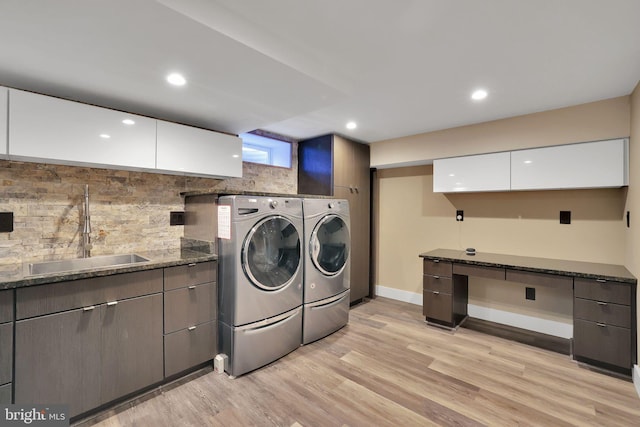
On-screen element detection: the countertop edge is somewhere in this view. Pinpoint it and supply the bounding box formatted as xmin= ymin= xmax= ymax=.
xmin=0 ymin=252 xmax=217 ymax=290
xmin=419 ymin=250 xmax=637 ymax=284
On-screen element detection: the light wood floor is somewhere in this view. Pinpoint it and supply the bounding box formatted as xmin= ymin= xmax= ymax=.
xmin=83 ymin=297 xmax=640 ymax=426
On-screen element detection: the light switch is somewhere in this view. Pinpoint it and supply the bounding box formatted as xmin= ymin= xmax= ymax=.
xmin=0 ymin=212 xmax=13 ymax=232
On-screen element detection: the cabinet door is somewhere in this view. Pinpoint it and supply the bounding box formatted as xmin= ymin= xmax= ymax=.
xmin=298 ymin=134 xmax=333 ymax=196
xmin=511 ymin=139 xmax=628 ymax=190
xmin=333 ymin=135 xmax=354 ymax=188
xmin=100 ymin=293 xmax=163 ymax=404
xmin=0 ymin=323 xmax=12 ymax=385
xmin=156 ymin=120 xmax=242 ymax=178
xmin=0 ymin=87 xmax=7 ymax=158
xmin=15 ymin=307 xmax=102 ymax=418
xmin=9 ymin=89 xmax=156 ymax=169
xmin=434 ymin=152 xmax=511 ymax=192
xmin=164 ymin=320 xmax=216 ymax=377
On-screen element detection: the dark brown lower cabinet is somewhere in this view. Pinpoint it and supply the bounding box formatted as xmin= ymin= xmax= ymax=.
xmin=423 ymin=274 xmax=468 ymax=328
xmin=0 ymin=322 xmax=12 ymax=387
xmin=15 ymin=293 xmax=163 ymax=418
xmin=164 ymin=320 xmax=216 ymax=377
xmin=573 ymin=319 xmax=631 ymax=369
xmin=0 ymin=383 xmax=11 ymax=404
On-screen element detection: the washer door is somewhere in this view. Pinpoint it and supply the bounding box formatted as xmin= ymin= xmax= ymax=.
xmin=242 ymin=215 xmax=301 ymax=290
xmin=310 ymin=214 xmax=349 ymax=276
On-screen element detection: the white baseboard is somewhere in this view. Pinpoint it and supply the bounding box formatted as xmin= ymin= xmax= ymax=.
xmin=374 ymin=285 xmax=572 ymax=338
xmin=375 ymin=285 xmax=422 ymax=305
xmin=634 ymin=365 xmax=640 ymax=398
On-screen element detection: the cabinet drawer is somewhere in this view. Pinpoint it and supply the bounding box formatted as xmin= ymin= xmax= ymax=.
xmin=505 ymin=270 xmax=572 ymax=289
xmin=164 ymin=261 xmax=217 ymax=291
xmin=16 ymin=269 xmax=163 ymax=319
xmin=164 ymin=282 xmax=216 ymax=334
xmin=0 ymin=290 xmax=13 ymax=323
xmin=574 ymin=298 xmax=631 ymax=328
xmin=423 ymin=290 xmax=452 ymax=323
xmin=0 ymin=383 xmax=10 ymax=404
xmin=453 ymin=264 xmax=505 ymax=280
xmin=0 ymin=323 xmax=12 ymax=385
xmin=423 ymin=259 xmax=452 ymax=277
xmin=423 ymin=275 xmax=453 ymax=294
xmin=574 ymin=278 xmax=631 ymax=305
xmin=164 ymin=320 xmax=216 ymax=377
xmin=573 ymin=319 xmax=631 ymax=369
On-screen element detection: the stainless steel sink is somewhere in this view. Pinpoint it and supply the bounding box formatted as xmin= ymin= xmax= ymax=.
xmin=24 ymin=254 xmax=150 ymax=276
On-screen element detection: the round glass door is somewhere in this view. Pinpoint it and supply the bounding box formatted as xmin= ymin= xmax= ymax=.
xmin=242 ymin=215 xmax=301 ymax=290
xmin=310 ymin=214 xmax=349 ymax=276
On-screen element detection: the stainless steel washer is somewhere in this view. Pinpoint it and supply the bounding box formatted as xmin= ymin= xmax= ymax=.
xmin=218 ymin=195 xmax=303 ymax=376
xmin=302 ymin=198 xmax=350 ymax=345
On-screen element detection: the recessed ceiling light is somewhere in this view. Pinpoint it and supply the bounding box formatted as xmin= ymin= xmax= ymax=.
xmin=99 ymin=134 xmax=111 ymax=139
xmin=471 ymin=89 xmax=488 ymax=101
xmin=122 ymin=119 xmax=135 ymax=125
xmin=167 ymin=73 xmax=186 ymax=86
xmin=232 ymin=154 xmax=240 ymax=158
xmin=346 ymin=121 xmax=357 ymax=130
xmin=524 ymin=160 xmax=533 ymax=164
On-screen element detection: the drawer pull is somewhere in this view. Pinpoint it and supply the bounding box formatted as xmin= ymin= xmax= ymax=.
xmin=596 ymin=323 xmax=607 ymax=328
xmin=433 ymin=275 xmax=440 ymax=280
xmin=433 ymin=259 xmax=440 ymax=263
xmin=107 ymin=301 xmax=118 ymax=307
xmin=188 ymin=285 xmax=196 ymax=290
xmin=82 ymin=306 xmax=95 ymax=312
xmin=596 ymin=301 xmax=608 ymax=306
xmin=433 ymin=291 xmax=440 ymax=295
xmin=188 ymin=326 xmax=196 ymax=331
xmin=596 ymin=279 xmax=607 ymax=283
xmin=188 ymin=263 xmax=197 ymax=267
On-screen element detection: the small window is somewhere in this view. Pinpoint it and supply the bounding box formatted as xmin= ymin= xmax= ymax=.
xmin=240 ymin=132 xmax=292 ymax=168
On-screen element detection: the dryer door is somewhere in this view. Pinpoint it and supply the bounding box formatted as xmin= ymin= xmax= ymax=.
xmin=242 ymin=215 xmax=301 ymax=290
xmin=310 ymin=214 xmax=350 ymax=276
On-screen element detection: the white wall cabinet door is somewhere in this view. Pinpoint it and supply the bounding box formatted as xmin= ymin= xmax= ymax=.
xmin=433 ymin=152 xmax=511 ymax=192
xmin=0 ymin=87 xmax=7 ymax=158
xmin=9 ymin=89 xmax=156 ymax=169
xmin=510 ymin=139 xmax=628 ymax=190
xmin=156 ymin=120 xmax=242 ymax=178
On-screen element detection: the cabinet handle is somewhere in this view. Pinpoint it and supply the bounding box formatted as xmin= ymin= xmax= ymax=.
xmin=354 ymin=187 xmax=359 ymax=194
xmin=596 ymin=323 xmax=607 ymax=327
xmin=188 ymin=263 xmax=197 ymax=267
xmin=596 ymin=279 xmax=607 ymax=283
xmin=433 ymin=291 xmax=440 ymax=295
xmin=596 ymin=301 xmax=608 ymax=306
xmin=83 ymin=306 xmax=95 ymax=312
xmin=188 ymin=326 xmax=196 ymax=331
xmin=433 ymin=275 xmax=440 ymax=279
xmin=107 ymin=301 xmax=118 ymax=306
xmin=433 ymin=260 xmax=440 ymax=263
xmin=188 ymin=285 xmax=196 ymax=290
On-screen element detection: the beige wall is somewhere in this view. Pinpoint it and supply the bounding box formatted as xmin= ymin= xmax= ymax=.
xmin=374 ymin=97 xmax=632 ymax=329
xmin=371 ymin=96 xmax=630 ymax=168
xmin=627 ymin=82 xmax=640 ymax=363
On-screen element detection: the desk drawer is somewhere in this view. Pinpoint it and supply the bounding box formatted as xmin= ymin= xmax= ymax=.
xmin=574 ymin=298 xmax=631 ymax=328
xmin=574 ymin=278 xmax=631 ymax=305
xmin=453 ymin=264 xmax=505 ymax=280
xmin=423 ymin=275 xmax=452 ymax=294
xmin=573 ymin=319 xmax=630 ymax=369
xmin=505 ymin=270 xmax=572 ymax=288
xmin=423 ymin=291 xmax=452 ymax=323
xmin=423 ymin=259 xmax=452 ymax=277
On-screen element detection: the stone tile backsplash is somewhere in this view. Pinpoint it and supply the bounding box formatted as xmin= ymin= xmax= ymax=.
xmin=0 ymin=147 xmax=297 ymax=265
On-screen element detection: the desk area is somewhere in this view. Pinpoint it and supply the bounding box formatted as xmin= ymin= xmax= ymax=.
xmin=419 ymin=249 xmax=637 ymax=375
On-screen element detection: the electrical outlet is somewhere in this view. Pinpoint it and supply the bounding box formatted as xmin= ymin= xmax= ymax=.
xmin=170 ymin=211 xmax=185 ymax=226
xmin=560 ymin=211 xmax=571 ymax=224
xmin=0 ymin=212 xmax=13 ymax=233
xmin=526 ymin=287 xmax=536 ymax=301
xmin=456 ymin=210 xmax=464 ymax=221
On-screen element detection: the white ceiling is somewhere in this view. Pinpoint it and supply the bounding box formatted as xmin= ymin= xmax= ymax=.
xmin=1 ymin=0 xmax=639 ymax=144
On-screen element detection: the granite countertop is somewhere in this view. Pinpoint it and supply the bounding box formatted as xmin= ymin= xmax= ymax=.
xmin=0 ymin=249 xmax=217 ymax=290
xmin=180 ymin=189 xmax=333 ymax=199
xmin=419 ymin=249 xmax=636 ymax=284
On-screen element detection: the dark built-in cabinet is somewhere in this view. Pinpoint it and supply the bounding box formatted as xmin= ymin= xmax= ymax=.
xmin=422 ymin=260 xmax=468 ymax=328
xmin=298 ymin=134 xmax=371 ymax=303
xmin=0 ymin=290 xmax=13 ymax=404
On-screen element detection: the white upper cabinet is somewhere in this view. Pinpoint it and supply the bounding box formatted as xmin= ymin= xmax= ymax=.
xmin=0 ymin=87 xmax=7 ymax=158
xmin=511 ymin=139 xmax=628 ymax=190
xmin=156 ymin=120 xmax=242 ymax=178
xmin=433 ymin=152 xmax=511 ymax=192
xmin=9 ymin=89 xmax=156 ymax=169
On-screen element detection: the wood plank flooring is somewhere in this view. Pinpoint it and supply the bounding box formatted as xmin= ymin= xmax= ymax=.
xmin=80 ymin=297 xmax=640 ymax=426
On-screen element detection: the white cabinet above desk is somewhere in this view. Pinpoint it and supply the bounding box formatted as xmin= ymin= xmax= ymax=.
xmin=511 ymin=138 xmax=628 ymax=190
xmin=433 ymin=152 xmax=510 ymax=192
xmin=9 ymin=89 xmax=157 ymax=169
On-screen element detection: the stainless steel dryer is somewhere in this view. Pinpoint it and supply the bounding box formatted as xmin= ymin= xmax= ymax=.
xmin=302 ymin=198 xmax=351 ymax=345
xmin=218 ymin=195 xmax=303 ymax=377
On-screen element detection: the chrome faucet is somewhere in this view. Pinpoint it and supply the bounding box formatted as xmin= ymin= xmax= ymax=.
xmin=82 ymin=184 xmax=92 ymax=258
